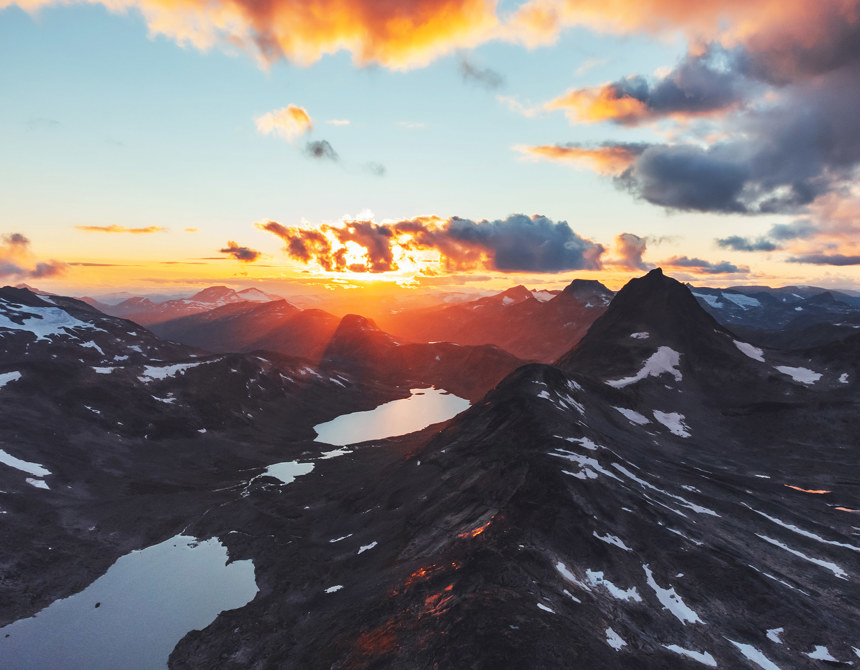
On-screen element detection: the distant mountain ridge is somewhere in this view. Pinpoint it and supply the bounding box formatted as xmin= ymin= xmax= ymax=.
xmin=376 ymin=278 xmax=614 ymax=362
xmin=80 ymin=285 xmax=282 ymax=326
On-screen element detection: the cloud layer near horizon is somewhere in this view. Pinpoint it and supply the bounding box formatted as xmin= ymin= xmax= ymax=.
xmin=259 ymin=214 xmax=605 ymax=274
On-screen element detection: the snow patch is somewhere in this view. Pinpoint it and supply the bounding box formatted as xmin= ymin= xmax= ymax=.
xmin=652 ymin=410 xmax=691 ymax=437
xmin=722 ymin=292 xmax=761 ymax=309
xmin=734 ymin=340 xmax=765 ymax=362
xmin=325 ymin=585 xmax=343 ymax=594
xmin=693 ymin=292 xmax=723 ymax=309
xmin=766 ymin=628 xmax=784 ymax=644
xmin=630 ymin=332 xmax=649 ymax=339
xmin=26 ymin=477 xmax=50 ymax=490
xmin=605 ymin=628 xmax=626 ymax=650
xmin=329 ymin=534 xmax=353 ymax=543
xmin=0 ymin=303 xmax=102 ymax=341
xmin=839 ymin=373 xmax=849 ymax=384
xmin=805 ymin=645 xmax=838 ymax=661
xmin=593 ymin=531 xmax=632 ymax=552
xmin=756 ymin=534 xmax=846 ymax=579
xmin=643 ymin=564 xmax=702 ymax=624
xmin=357 ymin=541 xmax=377 ymax=554
xmin=726 ymin=640 xmax=782 ymax=670
xmin=607 ymin=347 xmax=682 ymax=388
xmin=774 ymin=366 xmax=821 ymax=384
xmin=139 ymin=361 xmax=207 ymax=382
xmin=536 ymin=603 xmax=555 ymax=613
xmin=0 ymin=371 xmax=21 ymax=388
xmin=555 ymin=561 xmax=591 ymax=592
xmin=0 ymin=448 xmax=51 ymax=477
xmin=585 ymin=569 xmax=642 ymax=602
xmin=662 ymin=645 xmax=716 ymax=666
xmin=549 ymin=449 xmax=622 ymax=481
xmin=614 ymin=407 xmax=650 ymax=425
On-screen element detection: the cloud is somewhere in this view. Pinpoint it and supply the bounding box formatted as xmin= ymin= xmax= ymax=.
xmin=256 ymin=105 xmax=313 ymax=142
xmin=75 ymin=225 xmax=166 ymax=233
xmin=524 ymin=1 xmax=860 ymax=217
xmin=326 ymin=119 xmax=351 ymax=126
xmin=258 ymin=213 xmax=605 ymax=274
xmin=716 ymin=235 xmax=780 ymax=252
xmin=304 ymin=140 xmax=339 ymax=161
xmin=459 ymin=57 xmax=505 ymax=90
xmin=575 ymin=57 xmax=608 ymax=76
xmin=787 ymin=253 xmax=860 ymax=265
xmin=184 ymin=227 xmax=199 ymax=233
xmin=611 ymin=233 xmax=650 ymax=270
xmin=398 ymin=121 xmax=427 ymax=129
xmin=219 ymin=241 xmax=262 ymax=262
xmin=546 ymin=48 xmax=747 ymax=125
xmin=8 ymin=0 xmax=499 ymax=70
xmin=516 ymin=142 xmax=648 ymax=175
xmin=363 ymin=162 xmax=387 ymax=177
xmin=0 ymin=233 xmax=67 ymax=279
xmin=660 ymin=255 xmax=749 ymax=274
xmin=497 ymin=95 xmax=542 ymax=118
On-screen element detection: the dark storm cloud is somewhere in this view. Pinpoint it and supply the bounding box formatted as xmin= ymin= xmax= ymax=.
xmin=304 ymin=140 xmax=339 ymax=161
xmin=615 ymin=63 xmax=860 ymax=214
xmin=258 ymin=214 xmax=605 ymax=274
xmin=459 ymin=57 xmax=505 ymax=90
xmin=219 ymin=241 xmax=262 ymax=262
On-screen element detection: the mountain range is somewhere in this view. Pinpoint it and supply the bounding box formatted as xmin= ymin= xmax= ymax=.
xmin=1 ymin=271 xmax=858 ymax=668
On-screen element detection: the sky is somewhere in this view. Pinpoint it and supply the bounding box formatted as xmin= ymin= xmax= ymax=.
xmin=2 ymin=0 xmax=860 ymax=299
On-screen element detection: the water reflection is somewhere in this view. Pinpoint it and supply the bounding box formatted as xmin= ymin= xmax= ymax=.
xmin=0 ymin=535 xmax=257 ymax=670
xmin=313 ymin=387 xmax=470 ymax=446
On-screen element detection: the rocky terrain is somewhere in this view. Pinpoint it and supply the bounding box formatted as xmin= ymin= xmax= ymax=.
xmin=1 ymin=272 xmax=858 ymax=669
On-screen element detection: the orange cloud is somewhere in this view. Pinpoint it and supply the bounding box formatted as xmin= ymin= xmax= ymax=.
xmin=258 ymin=213 xmax=604 ymax=274
xmin=75 ymin=225 xmax=166 ymax=234
xmin=516 ymin=143 xmax=644 ymax=175
xmin=506 ymin=0 xmax=856 ymax=51
xmin=256 ymin=104 xmax=313 ymax=141
xmin=6 ymin=0 xmax=499 ymax=70
xmin=546 ymin=84 xmax=649 ymax=124
xmin=0 ymin=233 xmax=66 ymax=279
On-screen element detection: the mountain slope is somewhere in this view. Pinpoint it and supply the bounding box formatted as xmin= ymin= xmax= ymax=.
xmin=166 ymin=270 xmax=859 ymax=668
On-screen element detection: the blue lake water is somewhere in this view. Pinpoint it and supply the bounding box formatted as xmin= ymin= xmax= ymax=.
xmin=0 ymin=535 xmax=257 ymax=670
xmin=313 ymin=387 xmax=470 ymax=446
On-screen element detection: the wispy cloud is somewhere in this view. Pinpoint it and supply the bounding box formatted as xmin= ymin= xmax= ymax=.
xmin=459 ymin=57 xmax=505 ymax=90
xmin=75 ymin=225 xmax=166 ymax=234
xmin=256 ymin=104 xmax=313 ymax=142
xmin=304 ymin=140 xmax=339 ymax=161
xmin=516 ymin=142 xmax=648 ymax=175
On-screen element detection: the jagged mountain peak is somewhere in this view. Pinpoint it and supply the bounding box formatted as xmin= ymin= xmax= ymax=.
xmin=556 ymin=270 xmax=772 ymax=397
xmin=497 ymin=284 xmax=533 ymax=302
